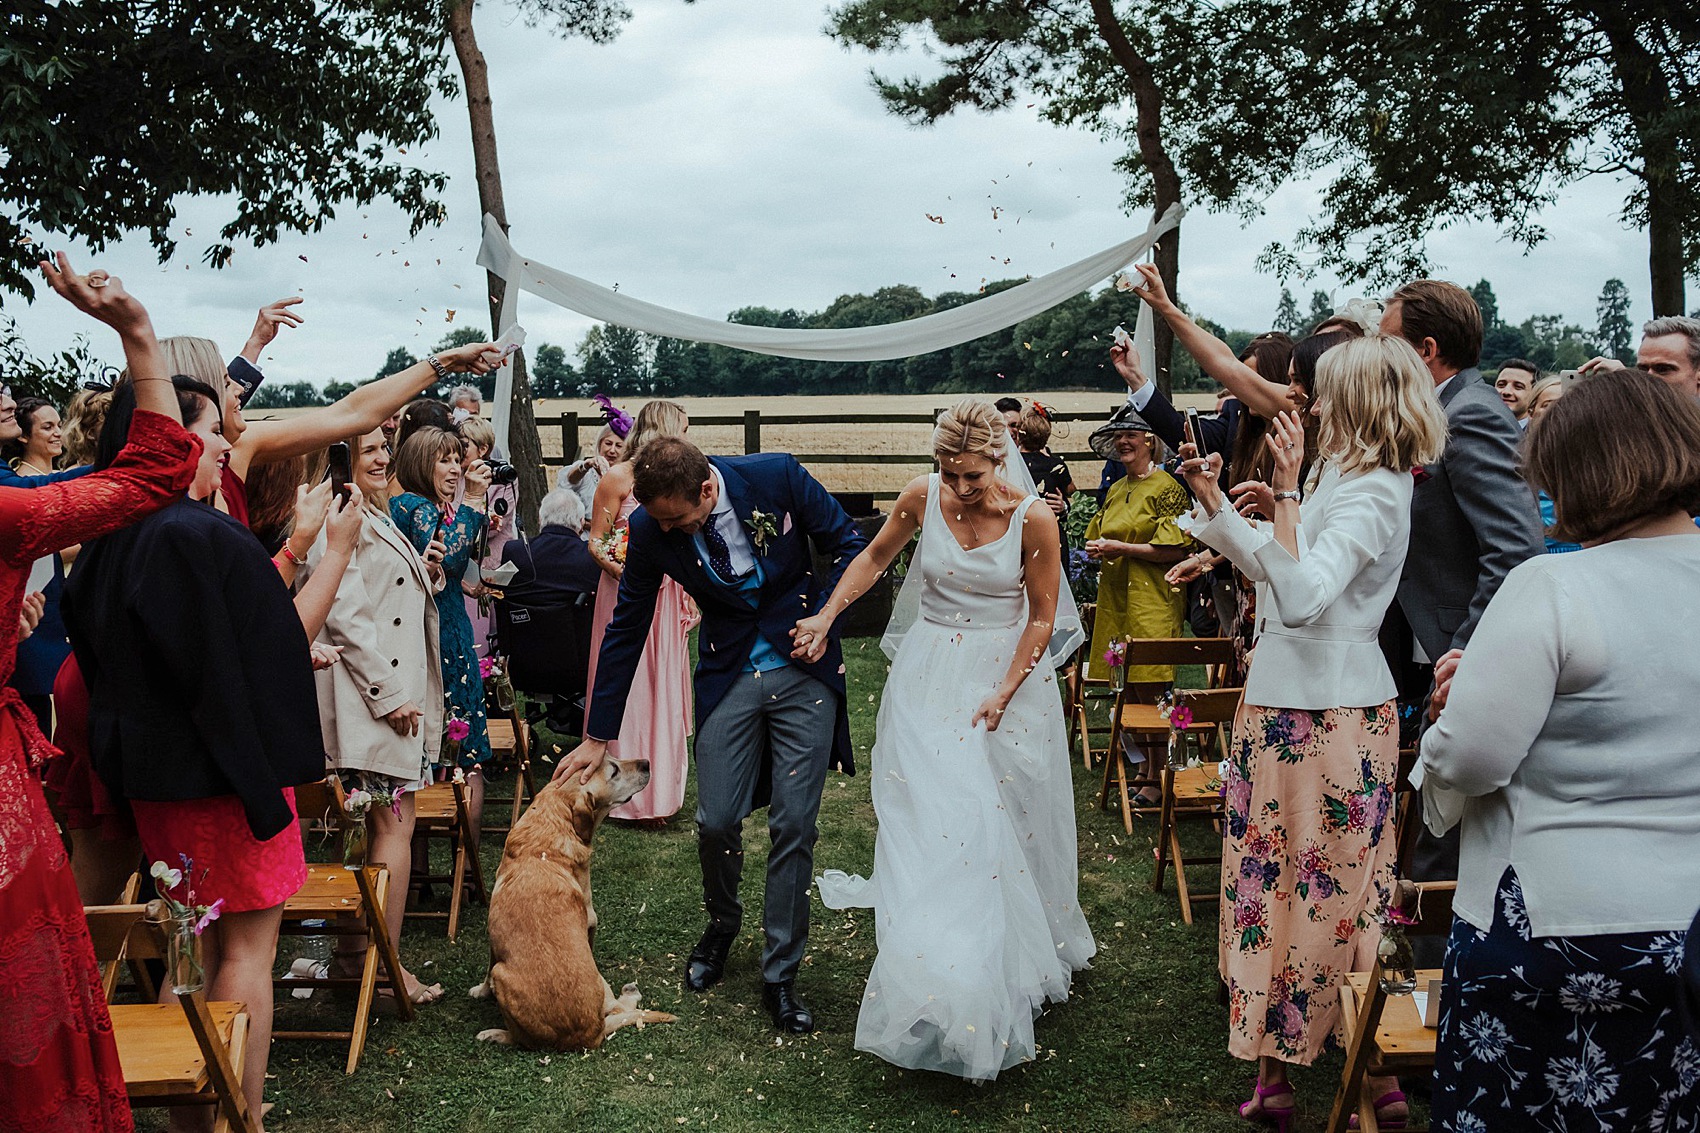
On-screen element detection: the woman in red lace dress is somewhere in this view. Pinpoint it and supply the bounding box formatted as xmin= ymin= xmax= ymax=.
xmin=0 ymin=257 xmax=200 ymax=1133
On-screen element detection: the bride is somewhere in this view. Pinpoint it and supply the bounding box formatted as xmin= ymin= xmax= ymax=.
xmin=791 ymin=397 xmax=1095 ymax=1082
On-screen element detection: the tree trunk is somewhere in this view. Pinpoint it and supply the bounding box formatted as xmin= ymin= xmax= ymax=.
xmin=446 ymin=0 xmax=548 ymax=533
xmin=1089 ymin=0 xmax=1184 ymax=395
xmin=1595 ymin=8 xmax=1686 ymax=315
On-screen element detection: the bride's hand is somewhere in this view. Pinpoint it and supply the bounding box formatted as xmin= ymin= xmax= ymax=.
xmin=971 ymin=692 xmax=1012 ymax=732
xmin=1176 ymin=442 xmax=1224 ymax=515
xmin=790 ymin=612 xmax=834 ymax=663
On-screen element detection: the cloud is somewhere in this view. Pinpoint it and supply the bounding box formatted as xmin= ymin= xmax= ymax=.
xmin=6 ymin=0 xmax=1683 ymax=385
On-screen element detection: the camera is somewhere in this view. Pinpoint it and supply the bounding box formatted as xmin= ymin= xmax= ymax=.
xmin=485 ymin=459 xmax=520 ymax=486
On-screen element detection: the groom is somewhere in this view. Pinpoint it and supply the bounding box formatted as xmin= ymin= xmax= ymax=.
xmin=555 ymin=436 xmax=866 ymax=1033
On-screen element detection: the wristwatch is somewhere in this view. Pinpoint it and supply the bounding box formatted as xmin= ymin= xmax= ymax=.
xmin=1273 ymin=490 xmax=1302 ymax=504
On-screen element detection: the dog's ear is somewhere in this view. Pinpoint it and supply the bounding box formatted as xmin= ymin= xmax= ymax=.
xmin=569 ymin=784 xmax=601 ymax=843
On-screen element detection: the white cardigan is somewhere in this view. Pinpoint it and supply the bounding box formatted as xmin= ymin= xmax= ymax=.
xmin=1181 ymin=464 xmax=1412 ymax=711
xmin=1416 ymin=534 xmax=1700 ymax=937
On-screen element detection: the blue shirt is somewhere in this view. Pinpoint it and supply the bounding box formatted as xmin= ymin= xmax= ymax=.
xmin=692 ymin=537 xmax=788 ymax=673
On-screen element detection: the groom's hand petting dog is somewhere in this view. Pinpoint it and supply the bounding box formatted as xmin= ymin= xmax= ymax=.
xmin=554 ymin=737 xmax=608 ymax=785
xmin=471 ymin=754 xmax=677 ymax=1050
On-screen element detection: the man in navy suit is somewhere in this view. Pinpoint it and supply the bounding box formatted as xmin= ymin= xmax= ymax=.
xmin=557 ymin=436 xmax=866 ymax=1034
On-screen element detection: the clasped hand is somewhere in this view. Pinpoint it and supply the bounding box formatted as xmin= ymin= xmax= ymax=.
xmin=790 ymin=612 xmax=833 ymax=663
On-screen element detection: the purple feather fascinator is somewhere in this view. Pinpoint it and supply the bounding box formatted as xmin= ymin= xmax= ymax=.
xmin=593 ymin=393 xmax=633 ymax=438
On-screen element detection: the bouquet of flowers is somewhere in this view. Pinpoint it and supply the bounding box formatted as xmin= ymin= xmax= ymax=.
xmin=1156 ymin=690 xmax=1196 ymax=770
xmin=148 ymin=858 xmax=223 ymax=993
xmin=1103 ymin=638 xmax=1128 ymax=690
xmin=596 ymin=526 xmax=629 ymax=566
xmin=340 ymin=782 xmax=404 ymax=868
xmin=480 ymin=654 xmax=515 ymax=714
xmin=442 ymin=705 xmax=471 ymax=769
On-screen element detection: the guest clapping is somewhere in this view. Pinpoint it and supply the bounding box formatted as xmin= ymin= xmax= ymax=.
xmin=1418 ymin=369 xmax=1700 ymax=1131
xmin=1177 ymin=335 xmax=1447 ymax=1128
xmin=303 ymin=427 xmax=446 ymax=1005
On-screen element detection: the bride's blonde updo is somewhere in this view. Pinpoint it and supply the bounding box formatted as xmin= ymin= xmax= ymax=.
xmin=932 ymin=397 xmax=1009 ymax=465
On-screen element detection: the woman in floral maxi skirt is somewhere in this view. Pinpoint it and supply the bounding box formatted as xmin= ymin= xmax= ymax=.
xmin=1170 ymin=333 xmax=1447 ymax=1128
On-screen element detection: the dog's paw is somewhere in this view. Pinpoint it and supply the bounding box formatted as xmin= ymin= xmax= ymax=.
xmin=475 ymin=1028 xmax=513 ymax=1045
xmin=468 ymin=979 xmax=491 ymax=1000
xmin=621 ymin=981 xmax=640 ymax=998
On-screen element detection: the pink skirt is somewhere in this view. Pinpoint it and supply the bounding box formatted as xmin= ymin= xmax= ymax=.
xmin=132 ymin=790 xmax=306 ymax=913
xmin=585 ymin=570 xmax=695 ymax=820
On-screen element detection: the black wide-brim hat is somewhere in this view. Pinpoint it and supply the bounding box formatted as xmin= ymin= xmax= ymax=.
xmin=1088 ymin=405 xmax=1157 ymax=461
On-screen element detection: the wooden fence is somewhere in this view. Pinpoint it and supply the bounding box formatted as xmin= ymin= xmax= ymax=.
xmin=538 ymin=404 xmax=1129 ymax=501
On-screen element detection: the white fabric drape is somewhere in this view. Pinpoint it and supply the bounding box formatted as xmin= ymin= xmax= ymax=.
xmin=474 ymin=206 xmax=1183 ymax=363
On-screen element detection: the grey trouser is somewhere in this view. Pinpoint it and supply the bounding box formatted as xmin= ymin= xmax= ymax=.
xmin=693 ymin=665 xmax=835 ymax=983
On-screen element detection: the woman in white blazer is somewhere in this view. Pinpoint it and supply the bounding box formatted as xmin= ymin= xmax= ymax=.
xmin=304 ymin=426 xmax=446 ymax=1004
xmin=1177 ymin=335 xmax=1447 ymax=1129
xmin=1417 ymin=370 xmax=1700 ymax=1132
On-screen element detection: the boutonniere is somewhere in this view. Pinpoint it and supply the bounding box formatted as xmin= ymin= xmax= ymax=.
xmin=745 ymin=509 xmax=779 ymax=554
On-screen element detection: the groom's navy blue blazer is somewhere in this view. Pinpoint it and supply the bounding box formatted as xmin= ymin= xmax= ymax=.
xmin=585 ymin=454 xmax=868 ymax=775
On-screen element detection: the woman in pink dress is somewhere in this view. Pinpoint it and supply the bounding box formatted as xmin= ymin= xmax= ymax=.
xmin=584 ymin=400 xmax=696 ymax=822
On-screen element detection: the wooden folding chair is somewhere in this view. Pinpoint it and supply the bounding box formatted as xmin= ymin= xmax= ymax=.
xmin=96 ymin=871 xmax=157 ymax=1003
xmin=274 ymin=778 xmax=412 ymax=1074
xmin=409 ymin=776 xmax=488 ymax=942
xmin=1148 ymin=687 xmax=1242 ymax=924
xmin=1328 ymin=880 xmax=1457 ymax=1133
xmin=1097 ymin=637 xmax=1238 ymax=833
xmin=481 ymin=703 xmax=539 ymax=834
xmin=86 ymin=905 xmax=257 ymax=1133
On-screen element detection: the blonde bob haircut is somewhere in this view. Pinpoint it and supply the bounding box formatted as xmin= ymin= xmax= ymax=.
xmin=1313 ymin=335 xmax=1448 ymax=475
xmin=157 ymin=336 xmax=230 ymax=398
xmin=932 ymin=397 xmax=1009 ymax=466
xmin=392 ymin=426 xmax=464 ymax=503
xmin=457 ymin=413 xmax=496 ymax=455
xmin=622 ymin=399 xmax=688 ymax=462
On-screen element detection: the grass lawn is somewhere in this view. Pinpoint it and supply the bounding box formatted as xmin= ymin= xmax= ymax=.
xmin=232 ymin=639 xmax=1372 ymax=1132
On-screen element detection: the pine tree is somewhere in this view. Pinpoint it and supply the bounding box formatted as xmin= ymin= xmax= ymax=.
xmin=1595 ymin=278 xmax=1634 ymax=364
xmin=1274 ymin=288 xmax=1305 ymax=335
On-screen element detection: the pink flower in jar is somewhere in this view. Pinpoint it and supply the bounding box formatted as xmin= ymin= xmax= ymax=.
xmin=446 ymin=718 xmax=471 ymax=743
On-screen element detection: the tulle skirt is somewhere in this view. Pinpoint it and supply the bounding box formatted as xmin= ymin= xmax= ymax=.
xmin=818 ymin=619 xmax=1095 ymax=1081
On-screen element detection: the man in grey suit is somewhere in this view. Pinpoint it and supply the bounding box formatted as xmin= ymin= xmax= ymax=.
xmin=1381 ymin=280 xmax=1546 ymax=667
xmin=1379 ymin=281 xmax=1545 ymax=950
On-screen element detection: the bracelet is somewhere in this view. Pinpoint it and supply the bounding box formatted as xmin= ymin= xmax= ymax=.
xmin=280 ymin=543 xmax=307 ymax=567
xmin=426 ymin=355 xmax=450 ymax=382
xmin=1273 ymin=490 xmax=1302 ymax=503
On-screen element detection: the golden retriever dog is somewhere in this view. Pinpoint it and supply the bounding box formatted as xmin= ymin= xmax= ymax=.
xmin=470 ymin=755 xmax=676 ymax=1049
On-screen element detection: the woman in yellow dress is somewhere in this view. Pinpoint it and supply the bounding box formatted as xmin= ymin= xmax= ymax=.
xmin=1084 ymin=406 xmax=1192 ymax=699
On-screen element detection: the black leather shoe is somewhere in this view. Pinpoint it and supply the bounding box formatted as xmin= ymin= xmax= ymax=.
xmin=684 ymin=928 xmax=736 ymax=992
xmin=763 ymin=980 xmax=815 ymax=1034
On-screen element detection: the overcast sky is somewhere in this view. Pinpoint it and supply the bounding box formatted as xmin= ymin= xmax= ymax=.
xmin=7 ymin=0 xmax=1684 ymax=385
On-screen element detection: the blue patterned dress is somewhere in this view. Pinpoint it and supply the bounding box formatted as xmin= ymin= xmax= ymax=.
xmin=391 ymin=493 xmax=491 ymax=768
xmin=1433 ymin=868 xmax=1698 ymax=1132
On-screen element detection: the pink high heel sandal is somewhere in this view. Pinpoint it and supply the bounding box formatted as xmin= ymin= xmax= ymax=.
xmin=1347 ymin=1089 xmax=1408 ymax=1129
xmin=1239 ymin=1079 xmax=1296 ymax=1133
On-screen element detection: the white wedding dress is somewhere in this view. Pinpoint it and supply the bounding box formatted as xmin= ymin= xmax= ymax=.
xmin=818 ymin=474 xmax=1096 ymax=1082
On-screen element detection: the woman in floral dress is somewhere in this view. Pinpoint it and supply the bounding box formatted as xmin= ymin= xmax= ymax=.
xmin=391 ymin=426 xmax=494 ymax=827
xmin=1176 ymin=336 xmax=1447 ymax=1129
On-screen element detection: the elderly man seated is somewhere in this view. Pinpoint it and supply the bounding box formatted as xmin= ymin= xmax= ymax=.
xmin=499 ymin=488 xmax=602 ymax=604
xmin=496 ymin=489 xmax=601 ymax=732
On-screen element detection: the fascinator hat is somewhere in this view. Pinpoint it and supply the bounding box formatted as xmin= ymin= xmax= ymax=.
xmin=1088 ymin=404 xmax=1158 ymax=461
